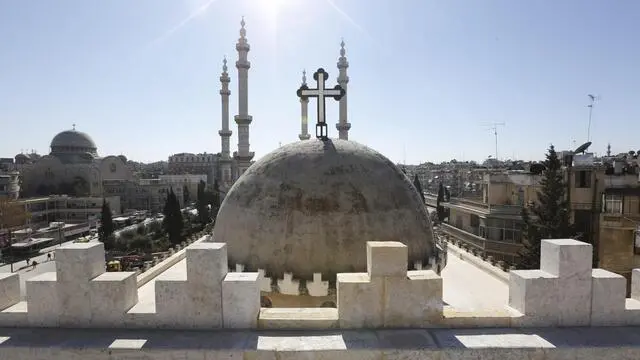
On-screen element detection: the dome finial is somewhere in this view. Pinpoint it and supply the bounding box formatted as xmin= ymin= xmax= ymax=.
xmin=302 ymin=69 xmax=306 ymax=85
xmin=72 ymin=123 xmax=76 ymax=131
xmin=240 ymin=16 xmax=246 ymax=38
xmin=223 ymin=56 xmax=228 ymax=73
xmin=340 ymin=38 xmax=346 ymax=57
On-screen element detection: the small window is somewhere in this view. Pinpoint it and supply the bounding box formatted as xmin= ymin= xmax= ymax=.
xmin=575 ymin=170 xmax=591 ymax=188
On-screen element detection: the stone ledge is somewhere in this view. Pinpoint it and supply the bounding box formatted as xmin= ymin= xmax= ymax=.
xmin=258 ymin=308 xmax=339 ymax=329
xmin=0 ymin=327 xmax=640 ymax=359
xmin=136 ymin=235 xmax=208 ymax=287
xmin=446 ymin=242 xmax=509 ymax=284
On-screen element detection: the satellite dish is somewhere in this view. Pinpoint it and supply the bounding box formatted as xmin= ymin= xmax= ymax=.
xmin=574 ymin=141 xmax=592 ymax=154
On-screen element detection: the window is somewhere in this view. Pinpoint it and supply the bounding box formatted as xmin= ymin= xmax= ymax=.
xmin=575 ymin=170 xmax=591 ymax=188
xmin=627 ymin=197 xmax=640 ymax=215
xmin=604 ymin=194 xmax=623 ymax=214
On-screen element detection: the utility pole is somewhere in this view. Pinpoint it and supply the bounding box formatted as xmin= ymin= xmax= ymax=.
xmin=587 ymin=94 xmax=598 ymax=142
xmin=481 ymin=122 xmax=506 ymax=161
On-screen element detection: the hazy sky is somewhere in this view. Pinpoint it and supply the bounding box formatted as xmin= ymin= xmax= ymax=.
xmin=1 ymin=0 xmax=639 ymax=164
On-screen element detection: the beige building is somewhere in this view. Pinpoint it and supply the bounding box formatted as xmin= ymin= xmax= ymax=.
xmin=441 ymin=171 xmax=540 ymax=264
xmin=158 ymin=174 xmax=207 ymax=202
xmin=20 ymin=128 xmax=133 ymax=199
xmin=18 ymin=195 xmax=121 ymax=229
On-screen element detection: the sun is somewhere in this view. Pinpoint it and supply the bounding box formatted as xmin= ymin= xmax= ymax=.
xmin=257 ymin=0 xmax=292 ymax=19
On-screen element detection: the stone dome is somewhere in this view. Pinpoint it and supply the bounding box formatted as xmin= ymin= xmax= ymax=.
xmin=50 ymin=130 xmax=97 ymax=153
xmin=212 ymin=139 xmax=435 ymax=280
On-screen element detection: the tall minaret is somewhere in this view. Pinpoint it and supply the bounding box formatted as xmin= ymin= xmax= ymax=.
xmin=233 ymin=16 xmax=254 ymax=176
xmin=298 ymin=70 xmax=311 ymax=141
xmin=336 ymin=39 xmax=351 ymax=140
xmin=218 ymin=57 xmax=232 ymax=186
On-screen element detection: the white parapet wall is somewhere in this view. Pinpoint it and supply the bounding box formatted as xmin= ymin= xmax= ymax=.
xmin=4 ymin=237 xmax=640 ymax=329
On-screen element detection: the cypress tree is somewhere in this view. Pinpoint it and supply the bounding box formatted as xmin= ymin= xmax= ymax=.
xmin=98 ymin=199 xmax=115 ymax=250
xmin=437 ymin=182 xmax=446 ymax=222
xmin=518 ymin=145 xmax=572 ymax=269
xmin=196 ymin=180 xmax=209 ymax=224
xmin=163 ymin=188 xmax=184 ymax=245
xmin=413 ymin=174 xmax=425 ymax=203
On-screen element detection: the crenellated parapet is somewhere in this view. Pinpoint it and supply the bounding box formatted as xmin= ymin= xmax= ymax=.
xmin=5 ymin=238 xmax=640 ymax=329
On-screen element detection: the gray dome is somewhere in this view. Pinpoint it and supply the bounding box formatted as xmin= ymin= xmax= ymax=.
xmin=212 ymin=139 xmax=435 ymax=280
xmin=50 ymin=130 xmax=97 ymax=152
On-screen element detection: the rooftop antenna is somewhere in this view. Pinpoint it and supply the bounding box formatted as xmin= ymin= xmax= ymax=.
xmin=587 ymin=94 xmax=599 ymax=142
xmin=481 ymin=122 xmax=506 ymax=160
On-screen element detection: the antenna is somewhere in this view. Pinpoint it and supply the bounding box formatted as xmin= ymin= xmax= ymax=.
xmin=481 ymin=122 xmax=506 ymax=160
xmin=587 ymin=94 xmax=599 ymax=142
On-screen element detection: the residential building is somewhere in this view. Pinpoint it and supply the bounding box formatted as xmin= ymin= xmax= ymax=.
xmin=439 ymin=170 xmax=540 ymax=264
xmin=1 ymin=195 xmax=121 ymax=231
xmin=0 ymin=172 xmax=20 ymax=200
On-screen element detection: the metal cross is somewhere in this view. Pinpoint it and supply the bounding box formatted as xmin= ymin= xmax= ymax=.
xmin=297 ymin=68 xmax=345 ymax=140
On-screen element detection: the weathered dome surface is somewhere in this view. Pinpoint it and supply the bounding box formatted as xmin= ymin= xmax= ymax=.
xmin=50 ymin=130 xmax=97 ymax=152
xmin=213 ymin=139 xmax=435 ymax=280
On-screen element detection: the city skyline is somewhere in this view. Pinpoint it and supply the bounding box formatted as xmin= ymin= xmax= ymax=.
xmin=1 ymin=0 xmax=639 ymax=164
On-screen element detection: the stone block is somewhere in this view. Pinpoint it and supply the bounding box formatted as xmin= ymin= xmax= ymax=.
xmin=90 ymin=272 xmax=138 ymax=327
xmin=258 ymin=269 xmax=273 ymax=292
xmin=366 ymin=241 xmax=408 ymax=278
xmin=383 ymin=270 xmax=443 ymax=327
xmin=155 ymin=272 xmax=188 ymax=326
xmin=632 ymin=269 xmax=640 ymax=301
xmin=57 ymin=280 xmax=93 ymax=326
xmin=307 ymin=273 xmax=329 ymax=297
xmin=222 ymin=272 xmax=260 ymax=329
xmin=556 ymin=275 xmax=592 ymax=327
xmin=337 ymin=273 xmax=383 ymax=329
xmin=591 ymin=269 xmax=626 ymax=326
xmin=26 ymin=272 xmax=59 ymax=327
xmin=0 ymin=273 xmax=20 ymax=311
xmin=540 ymin=239 xmax=592 ymax=279
xmin=508 ymin=270 xmax=558 ymax=327
xmin=186 ymin=242 xmax=228 ymax=286
xmin=55 ymin=242 xmax=105 ymax=283
xmin=277 ymin=273 xmax=300 ymax=295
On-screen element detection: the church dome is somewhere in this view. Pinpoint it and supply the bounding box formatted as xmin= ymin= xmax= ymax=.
xmin=213 ymin=139 xmax=435 ymax=280
xmin=50 ymin=130 xmax=97 ymax=153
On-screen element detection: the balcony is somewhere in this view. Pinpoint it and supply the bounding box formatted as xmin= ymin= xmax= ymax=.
xmin=488 ymin=205 xmax=523 ymax=216
xmin=441 ymin=223 xmax=523 ymax=257
xmin=603 ymin=175 xmax=639 ymax=188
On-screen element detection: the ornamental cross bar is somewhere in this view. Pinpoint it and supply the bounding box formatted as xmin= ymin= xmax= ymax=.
xmin=296 ymin=68 xmax=345 ymax=140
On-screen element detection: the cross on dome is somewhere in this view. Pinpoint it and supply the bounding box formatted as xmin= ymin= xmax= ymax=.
xmin=296 ymin=68 xmax=345 ymax=140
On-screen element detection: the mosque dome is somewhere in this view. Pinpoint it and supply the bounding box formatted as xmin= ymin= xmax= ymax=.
xmin=212 ymin=139 xmax=435 ymax=281
xmin=50 ymin=130 xmax=97 ymax=153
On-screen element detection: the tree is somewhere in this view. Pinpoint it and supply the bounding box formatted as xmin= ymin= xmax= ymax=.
xmin=517 ymin=145 xmax=573 ymax=269
xmin=209 ymin=179 xmax=221 ymax=220
xmin=436 ymin=182 xmax=446 ymax=222
xmin=183 ymin=184 xmax=190 ymax=205
xmin=98 ymin=199 xmax=115 ymax=250
xmin=196 ymin=180 xmax=209 ymax=224
xmin=162 ymin=188 xmax=184 ymax=245
xmin=0 ymin=197 xmax=29 ymax=245
xmin=413 ymin=174 xmax=425 ymax=203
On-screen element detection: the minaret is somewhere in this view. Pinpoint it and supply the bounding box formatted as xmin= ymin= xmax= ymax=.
xmin=606 ymin=143 xmax=611 ymax=157
xmin=298 ymin=70 xmax=311 ymax=140
xmin=218 ymin=57 xmax=233 ymax=186
xmin=233 ymin=16 xmax=254 ymax=177
xmin=336 ymin=39 xmax=351 ymax=140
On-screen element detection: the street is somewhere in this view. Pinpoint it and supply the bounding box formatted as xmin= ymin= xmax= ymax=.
xmin=0 ymin=239 xmax=78 ymax=299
